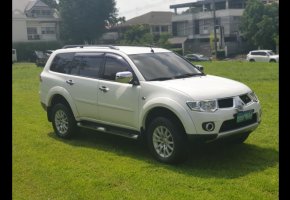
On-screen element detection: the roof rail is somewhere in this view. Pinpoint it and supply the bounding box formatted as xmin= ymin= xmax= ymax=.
xmin=62 ymin=45 xmax=119 ymax=50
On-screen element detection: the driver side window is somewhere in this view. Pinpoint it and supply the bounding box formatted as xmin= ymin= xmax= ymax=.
xmin=102 ymin=54 xmax=131 ymax=81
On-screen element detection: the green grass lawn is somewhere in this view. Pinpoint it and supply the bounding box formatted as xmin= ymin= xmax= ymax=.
xmin=13 ymin=61 xmax=278 ymax=200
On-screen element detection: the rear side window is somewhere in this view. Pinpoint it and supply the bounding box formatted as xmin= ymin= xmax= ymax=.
xmin=251 ymin=51 xmax=266 ymax=56
xmin=50 ymin=53 xmax=74 ymax=74
xmin=73 ymin=53 xmax=104 ymax=78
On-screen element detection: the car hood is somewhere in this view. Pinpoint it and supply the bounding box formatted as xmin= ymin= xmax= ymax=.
xmin=156 ymin=75 xmax=251 ymax=100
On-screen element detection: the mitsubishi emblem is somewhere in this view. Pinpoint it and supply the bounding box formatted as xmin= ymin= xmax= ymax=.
xmin=234 ymin=98 xmax=245 ymax=111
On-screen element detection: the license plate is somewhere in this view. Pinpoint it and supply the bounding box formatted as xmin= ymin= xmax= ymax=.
xmin=236 ymin=110 xmax=254 ymax=123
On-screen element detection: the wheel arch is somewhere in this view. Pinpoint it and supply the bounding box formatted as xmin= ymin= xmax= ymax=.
xmin=144 ymin=107 xmax=185 ymax=133
xmin=141 ymin=99 xmax=197 ymax=135
xmin=46 ymin=87 xmax=79 ymax=122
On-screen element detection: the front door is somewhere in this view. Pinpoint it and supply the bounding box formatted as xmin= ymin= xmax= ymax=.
xmin=97 ymin=53 xmax=140 ymax=130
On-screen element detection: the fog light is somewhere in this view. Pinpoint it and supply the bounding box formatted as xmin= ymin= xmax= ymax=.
xmin=202 ymin=122 xmax=215 ymax=132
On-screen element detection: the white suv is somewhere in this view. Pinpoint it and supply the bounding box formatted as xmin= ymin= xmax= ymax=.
xmin=246 ymin=50 xmax=279 ymax=62
xmin=40 ymin=45 xmax=262 ymax=163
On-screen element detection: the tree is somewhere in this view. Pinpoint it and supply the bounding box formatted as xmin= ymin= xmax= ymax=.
xmin=240 ymin=0 xmax=278 ymax=50
xmin=41 ymin=0 xmax=59 ymax=10
xmin=59 ymin=0 xmax=117 ymax=44
xmin=118 ymin=25 xmax=152 ymax=45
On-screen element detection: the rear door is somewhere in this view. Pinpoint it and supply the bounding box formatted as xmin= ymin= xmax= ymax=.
xmin=97 ymin=53 xmax=140 ymax=129
xmin=50 ymin=52 xmax=104 ymax=119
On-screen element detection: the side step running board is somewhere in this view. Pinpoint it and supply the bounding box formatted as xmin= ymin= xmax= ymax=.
xmin=77 ymin=122 xmax=139 ymax=139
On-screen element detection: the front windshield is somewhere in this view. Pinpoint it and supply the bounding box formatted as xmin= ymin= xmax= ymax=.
xmin=129 ymin=52 xmax=203 ymax=81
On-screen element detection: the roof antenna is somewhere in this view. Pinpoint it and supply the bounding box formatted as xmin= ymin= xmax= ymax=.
xmin=149 ymin=44 xmax=154 ymax=53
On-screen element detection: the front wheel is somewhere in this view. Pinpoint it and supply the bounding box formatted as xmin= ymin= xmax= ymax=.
xmin=51 ymin=103 xmax=77 ymax=139
xmin=147 ymin=117 xmax=188 ymax=164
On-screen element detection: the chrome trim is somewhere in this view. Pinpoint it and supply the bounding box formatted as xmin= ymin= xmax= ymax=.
xmin=215 ymin=122 xmax=259 ymax=139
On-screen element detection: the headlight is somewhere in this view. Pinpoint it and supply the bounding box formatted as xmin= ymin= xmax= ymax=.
xmin=248 ymin=92 xmax=259 ymax=102
xmin=186 ymin=100 xmax=218 ymax=112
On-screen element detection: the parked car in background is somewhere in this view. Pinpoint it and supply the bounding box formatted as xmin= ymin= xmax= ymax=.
xmin=12 ymin=49 xmax=17 ymax=64
xmin=246 ymin=50 xmax=279 ymax=63
xmin=184 ymin=54 xmax=211 ymax=62
xmin=34 ymin=50 xmax=54 ymax=67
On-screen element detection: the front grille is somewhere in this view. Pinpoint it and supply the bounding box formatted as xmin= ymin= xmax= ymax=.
xmin=239 ymin=94 xmax=252 ymax=104
xmin=218 ymin=98 xmax=233 ymax=108
xmin=219 ymin=113 xmax=257 ymax=133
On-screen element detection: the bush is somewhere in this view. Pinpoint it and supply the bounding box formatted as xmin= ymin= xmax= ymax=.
xmin=170 ymin=48 xmax=183 ymax=56
xmin=12 ymin=41 xmax=63 ymax=61
xmin=216 ymin=50 xmax=225 ymax=59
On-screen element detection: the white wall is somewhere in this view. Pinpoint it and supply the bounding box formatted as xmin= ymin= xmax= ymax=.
xmin=12 ymin=18 xmax=28 ymax=42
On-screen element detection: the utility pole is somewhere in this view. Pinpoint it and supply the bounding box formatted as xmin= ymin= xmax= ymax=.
xmin=213 ymin=0 xmax=218 ymax=57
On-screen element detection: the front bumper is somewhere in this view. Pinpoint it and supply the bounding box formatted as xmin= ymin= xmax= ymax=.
xmin=186 ymin=100 xmax=261 ymax=141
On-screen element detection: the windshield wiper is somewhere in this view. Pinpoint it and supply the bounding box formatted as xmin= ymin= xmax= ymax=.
xmin=149 ymin=77 xmax=174 ymax=81
xmin=174 ymin=73 xmax=204 ymax=79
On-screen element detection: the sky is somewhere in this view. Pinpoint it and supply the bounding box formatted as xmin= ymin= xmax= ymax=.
xmin=116 ymin=0 xmax=197 ymax=20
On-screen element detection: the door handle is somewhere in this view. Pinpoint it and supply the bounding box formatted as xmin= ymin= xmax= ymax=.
xmin=66 ymin=80 xmax=75 ymax=85
xmin=99 ymin=86 xmax=109 ymax=92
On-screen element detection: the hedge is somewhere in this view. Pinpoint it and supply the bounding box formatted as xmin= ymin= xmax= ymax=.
xmin=170 ymin=48 xmax=183 ymax=56
xmin=12 ymin=41 xmax=63 ymax=61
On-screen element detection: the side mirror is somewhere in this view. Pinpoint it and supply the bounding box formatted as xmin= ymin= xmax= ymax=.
xmin=195 ymin=65 xmax=204 ymax=73
xmin=115 ymin=71 xmax=133 ymax=83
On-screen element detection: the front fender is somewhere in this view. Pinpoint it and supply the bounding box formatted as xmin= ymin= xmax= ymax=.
xmin=140 ymin=97 xmax=197 ymax=134
xmin=46 ymin=86 xmax=79 ymax=118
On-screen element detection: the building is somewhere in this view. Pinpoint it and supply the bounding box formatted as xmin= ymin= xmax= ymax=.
xmin=169 ymin=0 xmax=249 ymax=56
xmin=12 ymin=0 xmax=60 ymax=43
xmin=169 ymin=0 xmax=278 ymax=56
xmin=102 ymin=11 xmax=173 ymax=42
xmin=120 ymin=11 xmax=173 ymax=35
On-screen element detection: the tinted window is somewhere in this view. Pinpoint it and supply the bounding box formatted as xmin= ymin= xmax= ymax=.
xmin=50 ymin=53 xmax=74 ymax=74
xmin=74 ymin=53 xmax=104 ymax=78
xmin=129 ymin=52 xmax=201 ymax=81
xmin=102 ymin=54 xmax=131 ymax=81
xmin=251 ymin=51 xmax=266 ymax=56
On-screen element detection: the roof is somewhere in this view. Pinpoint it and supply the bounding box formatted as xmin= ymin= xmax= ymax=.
xmin=12 ymin=0 xmax=58 ymax=18
xmin=55 ymin=46 xmax=171 ymax=55
xmin=170 ymin=0 xmax=245 ymax=9
xmin=168 ymin=37 xmax=187 ymax=44
xmin=25 ymin=0 xmax=48 ymax=12
xmin=120 ymin=11 xmax=173 ymax=27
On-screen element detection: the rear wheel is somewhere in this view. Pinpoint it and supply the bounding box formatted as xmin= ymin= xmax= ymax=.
xmin=147 ymin=117 xmax=188 ymax=164
xmin=249 ymin=59 xmax=255 ymax=62
xmin=269 ymin=59 xmax=276 ymax=63
xmin=51 ymin=103 xmax=77 ymax=139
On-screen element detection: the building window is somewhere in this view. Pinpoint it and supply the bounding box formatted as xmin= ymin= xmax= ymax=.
xmin=161 ymin=26 xmax=168 ymax=32
xmin=152 ymin=26 xmax=160 ymax=33
xmin=27 ymin=27 xmax=37 ymax=34
xmin=177 ymin=21 xmax=188 ymax=36
xmin=27 ymin=27 xmax=40 ymax=40
xmin=216 ymin=2 xmax=226 ymax=10
xmin=41 ymin=27 xmax=56 ymax=34
xmin=194 ymin=20 xmax=200 ymax=34
xmin=31 ymin=9 xmax=52 ymax=17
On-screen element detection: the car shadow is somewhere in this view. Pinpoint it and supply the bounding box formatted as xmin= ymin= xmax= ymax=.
xmin=47 ymin=129 xmax=278 ymax=179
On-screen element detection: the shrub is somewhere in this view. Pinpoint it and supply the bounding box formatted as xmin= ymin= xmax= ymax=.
xmin=216 ymin=50 xmax=225 ymax=59
xmin=12 ymin=41 xmax=63 ymax=61
xmin=170 ymin=48 xmax=183 ymax=56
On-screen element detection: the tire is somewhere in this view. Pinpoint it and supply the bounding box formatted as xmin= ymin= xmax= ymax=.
xmin=51 ymin=103 xmax=77 ymax=139
xmin=249 ymin=59 xmax=255 ymax=62
xmin=147 ymin=117 xmax=189 ymax=164
xmin=269 ymin=59 xmax=276 ymax=63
